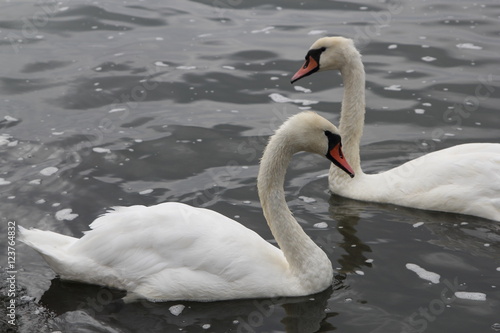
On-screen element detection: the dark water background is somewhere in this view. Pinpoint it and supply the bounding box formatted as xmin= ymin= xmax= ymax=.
xmin=1 ymin=0 xmax=499 ymax=332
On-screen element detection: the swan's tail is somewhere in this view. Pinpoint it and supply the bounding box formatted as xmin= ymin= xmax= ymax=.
xmin=18 ymin=226 xmax=78 ymax=274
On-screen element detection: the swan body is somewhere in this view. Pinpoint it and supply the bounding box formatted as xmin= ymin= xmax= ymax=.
xmin=20 ymin=111 xmax=354 ymax=302
xmin=292 ymin=37 xmax=500 ymax=221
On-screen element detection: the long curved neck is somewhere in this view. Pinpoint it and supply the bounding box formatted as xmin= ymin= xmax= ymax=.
xmin=337 ymin=55 xmax=366 ymax=174
xmin=257 ymin=134 xmax=331 ymax=277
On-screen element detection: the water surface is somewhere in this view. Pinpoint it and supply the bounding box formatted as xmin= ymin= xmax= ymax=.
xmin=1 ymin=1 xmax=499 ymax=332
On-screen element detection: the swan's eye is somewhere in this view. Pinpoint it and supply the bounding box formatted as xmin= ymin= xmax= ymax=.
xmin=324 ymin=130 xmax=335 ymax=138
xmin=306 ymin=47 xmax=327 ymax=62
xmin=324 ymin=130 xmax=341 ymax=146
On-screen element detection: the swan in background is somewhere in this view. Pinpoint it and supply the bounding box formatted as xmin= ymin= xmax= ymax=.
xmin=291 ymin=37 xmax=500 ymax=221
xmin=20 ymin=111 xmax=355 ymax=302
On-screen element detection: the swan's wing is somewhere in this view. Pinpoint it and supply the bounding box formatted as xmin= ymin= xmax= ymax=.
xmin=387 ymin=143 xmax=500 ymax=193
xmin=67 ymin=202 xmax=288 ymax=296
xmin=374 ymin=143 xmax=500 ymax=219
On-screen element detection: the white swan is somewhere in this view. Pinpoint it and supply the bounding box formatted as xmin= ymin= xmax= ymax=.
xmin=291 ymin=37 xmax=500 ymax=221
xmin=19 ymin=111 xmax=355 ymax=302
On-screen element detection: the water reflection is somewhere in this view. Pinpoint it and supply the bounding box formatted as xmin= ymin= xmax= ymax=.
xmin=328 ymin=196 xmax=373 ymax=273
xmin=40 ymin=277 xmax=340 ymax=333
xmin=328 ymin=193 xmax=499 ymax=260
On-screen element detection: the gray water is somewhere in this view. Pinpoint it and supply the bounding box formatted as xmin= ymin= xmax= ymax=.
xmin=1 ymin=1 xmax=499 ymax=332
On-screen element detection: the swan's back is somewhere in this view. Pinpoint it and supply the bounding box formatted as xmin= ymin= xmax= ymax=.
xmin=331 ymin=143 xmax=500 ymax=220
xmin=21 ymin=203 xmax=295 ymax=301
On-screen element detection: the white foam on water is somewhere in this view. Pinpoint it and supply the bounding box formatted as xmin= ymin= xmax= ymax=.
xmin=109 ymin=108 xmax=127 ymax=113
xmin=406 ymin=263 xmax=440 ymax=284
xmin=308 ymin=30 xmax=327 ymax=35
xmin=299 ymin=196 xmax=316 ymax=203
xmin=313 ymin=222 xmax=328 ymax=229
xmin=169 ymin=304 xmax=185 ymax=316
xmin=422 ymin=56 xmax=436 ymax=62
xmin=93 ymin=147 xmax=111 ymax=154
xmin=251 ymin=26 xmax=274 ymax=34
xmin=384 ymin=85 xmax=402 ymax=91
xmin=455 ymin=292 xmax=486 ymax=301
xmin=269 ymin=93 xmax=318 ymax=106
xmin=456 ymin=43 xmax=482 ymax=50
xmin=55 ymin=208 xmax=78 ymax=221
xmin=294 ymin=86 xmax=312 ymax=93
xmin=40 ymin=167 xmax=58 ymax=176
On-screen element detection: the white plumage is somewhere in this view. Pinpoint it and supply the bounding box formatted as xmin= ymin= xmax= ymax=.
xmin=335 ymin=143 xmax=500 ymax=220
xmin=20 ymin=112 xmax=354 ymax=302
xmin=22 ymin=203 xmax=287 ymax=301
xmin=292 ymin=37 xmax=500 ymax=221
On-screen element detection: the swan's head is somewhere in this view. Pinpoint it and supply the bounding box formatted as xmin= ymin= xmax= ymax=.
xmin=277 ymin=112 xmax=355 ymax=178
xmin=290 ymin=36 xmax=359 ymax=83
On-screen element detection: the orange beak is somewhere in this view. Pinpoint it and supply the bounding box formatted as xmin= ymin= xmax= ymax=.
xmin=328 ymin=143 xmax=355 ymax=178
xmin=291 ymin=56 xmax=320 ymax=83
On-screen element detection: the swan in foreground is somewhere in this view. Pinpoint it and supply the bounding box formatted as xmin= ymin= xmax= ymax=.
xmin=291 ymin=37 xmax=500 ymax=221
xmin=20 ymin=112 xmax=355 ymax=302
